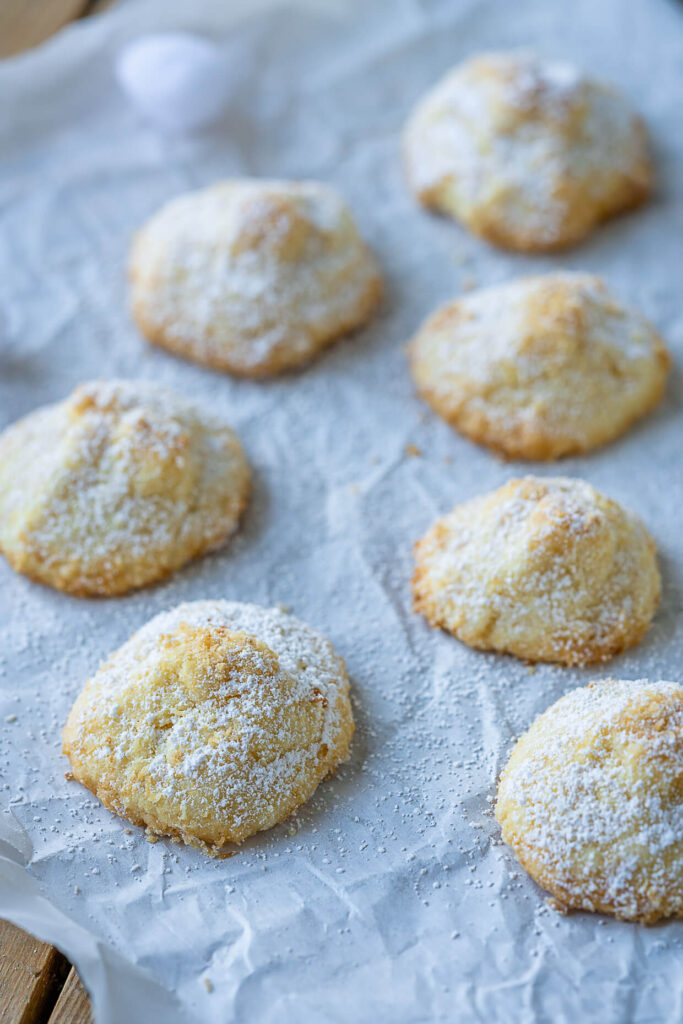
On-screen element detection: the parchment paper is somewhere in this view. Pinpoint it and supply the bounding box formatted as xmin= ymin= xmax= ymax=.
xmin=1 ymin=1 xmax=682 ymax=1021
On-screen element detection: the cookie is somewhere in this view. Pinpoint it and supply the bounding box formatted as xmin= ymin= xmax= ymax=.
xmin=129 ymin=179 xmax=383 ymax=376
xmin=403 ymin=52 xmax=652 ymax=251
xmin=496 ymin=677 xmax=683 ymax=923
xmin=0 ymin=380 xmax=250 ymax=595
xmin=413 ymin=476 xmax=660 ymax=665
xmin=409 ymin=273 xmax=670 ymax=460
xmin=63 ymin=601 xmax=354 ymax=852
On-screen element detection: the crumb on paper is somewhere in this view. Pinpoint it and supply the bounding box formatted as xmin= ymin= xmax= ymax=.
xmin=203 ymin=978 xmax=214 ymax=993
xmin=405 ymin=443 xmax=421 ymax=457
xmin=277 ymin=603 xmax=292 ymax=613
xmin=4 ymin=714 xmax=16 ymax=723
xmin=545 ymin=896 xmax=570 ymax=915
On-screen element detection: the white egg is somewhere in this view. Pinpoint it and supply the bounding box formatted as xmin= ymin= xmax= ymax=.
xmin=115 ymin=33 xmax=232 ymax=132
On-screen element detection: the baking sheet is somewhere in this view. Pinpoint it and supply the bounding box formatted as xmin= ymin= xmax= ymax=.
xmin=1 ymin=0 xmax=682 ymax=1021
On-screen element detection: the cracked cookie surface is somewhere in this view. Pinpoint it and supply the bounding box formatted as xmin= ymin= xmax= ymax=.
xmin=403 ymin=52 xmax=652 ymax=251
xmin=63 ymin=600 xmax=354 ymax=852
xmin=413 ymin=476 xmax=660 ymax=665
xmin=130 ymin=179 xmax=382 ymax=376
xmin=409 ymin=272 xmax=669 ymax=460
xmin=496 ymin=677 xmax=683 ymax=923
xmin=0 ymin=380 xmax=250 ymax=595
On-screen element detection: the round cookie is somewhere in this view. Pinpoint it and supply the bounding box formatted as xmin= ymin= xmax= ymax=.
xmin=63 ymin=601 xmax=354 ymax=851
xmin=129 ymin=179 xmax=383 ymax=376
xmin=413 ymin=476 xmax=660 ymax=666
xmin=409 ymin=273 xmax=670 ymax=460
xmin=403 ymin=52 xmax=652 ymax=251
xmin=496 ymin=678 xmax=683 ymax=923
xmin=0 ymin=380 xmax=250 ymax=596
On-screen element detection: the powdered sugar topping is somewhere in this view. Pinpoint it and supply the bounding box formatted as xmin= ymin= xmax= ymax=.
xmin=497 ymin=678 xmax=683 ymax=919
xmin=65 ymin=601 xmax=352 ymax=847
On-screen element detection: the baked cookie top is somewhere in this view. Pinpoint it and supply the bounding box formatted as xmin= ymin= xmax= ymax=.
xmin=63 ymin=600 xmax=354 ymax=852
xmin=0 ymin=380 xmax=250 ymax=595
xmin=403 ymin=52 xmax=652 ymax=251
xmin=496 ymin=677 xmax=683 ymax=923
xmin=130 ymin=179 xmax=382 ymax=376
xmin=409 ymin=272 xmax=670 ymax=460
xmin=413 ymin=476 xmax=660 ymax=666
